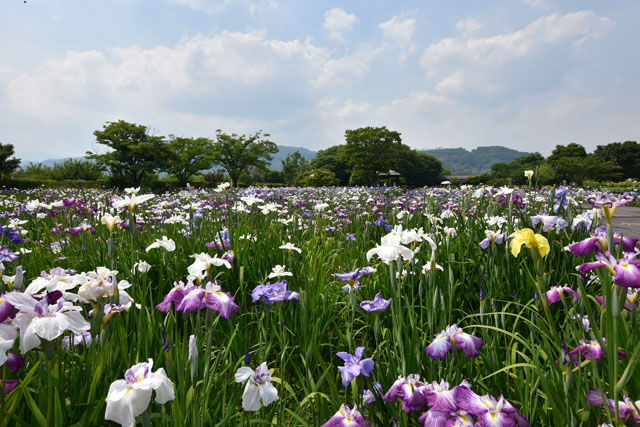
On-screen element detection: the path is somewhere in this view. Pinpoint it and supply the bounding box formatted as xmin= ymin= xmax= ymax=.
xmin=610 ymin=206 xmax=640 ymax=243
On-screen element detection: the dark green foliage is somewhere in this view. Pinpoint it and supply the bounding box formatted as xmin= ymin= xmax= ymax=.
xmin=594 ymin=140 xmax=640 ymax=180
xmin=393 ymin=150 xmax=444 ymax=187
xmin=0 ymin=143 xmax=21 ymax=178
xmin=420 ymin=146 xmax=531 ymax=175
xmin=50 ymin=159 xmax=104 ymax=181
xmin=164 ymin=136 xmax=214 ymax=186
xmin=210 ymin=130 xmax=278 ymax=187
xmin=88 ymin=120 xmax=169 ymax=187
xmin=14 ymin=162 xmax=52 ymax=179
xmin=310 ymin=145 xmax=351 ymax=186
xmin=281 ymin=151 xmax=310 ymax=185
xmin=293 ymin=168 xmax=339 ymax=187
xmin=343 ymin=126 xmax=403 ymax=185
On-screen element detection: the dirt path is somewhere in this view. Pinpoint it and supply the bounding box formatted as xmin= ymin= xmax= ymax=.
xmin=610 ymin=206 xmax=640 ymax=242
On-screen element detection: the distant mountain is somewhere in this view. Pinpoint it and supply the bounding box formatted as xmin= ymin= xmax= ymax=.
xmin=15 ymin=151 xmax=63 ymax=164
xmin=268 ymin=146 xmax=317 ymax=171
xmin=419 ymin=146 xmax=531 ymax=175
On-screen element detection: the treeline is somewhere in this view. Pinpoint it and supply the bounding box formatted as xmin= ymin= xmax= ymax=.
xmin=9 ymin=122 xmax=445 ymax=188
xmin=468 ymin=141 xmax=640 ymax=186
xmin=420 ymin=146 xmax=530 ymax=175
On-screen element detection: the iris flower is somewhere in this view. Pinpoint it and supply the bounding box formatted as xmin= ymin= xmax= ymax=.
xmin=530 ymin=214 xmax=568 ymax=232
xmin=510 ymin=228 xmax=550 ymax=258
xmin=145 ymin=236 xmax=176 ymax=252
xmin=454 ymin=385 xmax=530 ymax=427
xmin=544 ymin=285 xmax=579 ymax=305
xmin=234 ymin=362 xmax=279 ymax=411
xmin=383 ymin=374 xmax=428 ymax=412
xmin=588 ymin=193 xmax=636 ymax=225
xmin=321 ymin=404 xmax=369 ymax=427
xmin=577 ymin=251 xmax=640 ymax=288
xmin=424 ymin=324 xmax=482 ymax=359
xmin=336 ymin=346 xmax=374 ymax=386
xmin=251 ymin=280 xmax=299 ymax=305
xmin=586 ymin=389 xmax=640 ymax=425
xmin=479 ymin=230 xmax=507 ymax=249
xmin=359 ymin=293 xmax=391 ymax=312
xmin=568 ymin=227 xmax=638 ymax=257
xmin=104 ymin=358 xmax=174 ymax=427
xmin=175 ymin=281 xmax=240 ymax=318
xmin=333 ymin=267 xmax=375 ymax=293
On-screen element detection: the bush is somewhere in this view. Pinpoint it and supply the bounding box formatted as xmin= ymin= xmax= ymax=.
xmin=294 ymin=168 xmax=339 ymax=187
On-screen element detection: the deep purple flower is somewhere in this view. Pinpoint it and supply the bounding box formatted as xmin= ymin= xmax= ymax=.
xmin=0 ymin=248 xmax=18 ymax=263
xmin=586 ymin=388 xmax=640 ymax=425
xmin=155 ymin=281 xmax=193 ymax=313
xmin=425 ymin=324 xmax=483 ymax=359
xmin=0 ymin=380 xmax=18 ymax=395
xmin=359 ymin=293 xmax=391 ymax=313
xmin=251 ymin=280 xmax=299 ymax=305
xmin=361 ymin=382 xmax=382 ymax=406
xmin=544 ymin=285 xmax=579 ymax=305
xmin=336 ymin=346 xmax=374 ymax=386
xmin=322 ymin=404 xmax=369 ymax=427
xmin=333 ymin=267 xmax=375 ymax=294
xmin=568 ymin=339 xmax=625 ymax=365
xmin=568 ymin=227 xmax=638 ymax=257
xmin=161 ymin=330 xmax=170 ymax=352
xmin=176 ymin=281 xmax=240 ymax=318
xmin=6 ymin=352 xmax=24 ymax=374
xmin=454 ymin=385 xmax=530 ymax=427
xmin=578 ymin=251 xmax=640 ymax=288
xmin=383 ymin=374 xmax=428 ymax=412
xmin=0 ymin=295 xmax=15 ymax=323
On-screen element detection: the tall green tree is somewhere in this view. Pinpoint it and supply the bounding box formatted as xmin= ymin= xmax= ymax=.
xmin=51 ymin=159 xmax=104 ymax=181
xmin=87 ymin=120 xmax=168 ymax=187
xmin=393 ymin=150 xmax=443 ymax=187
xmin=343 ymin=126 xmax=403 ymax=185
xmin=310 ymin=145 xmax=351 ymax=186
xmin=0 ymin=143 xmax=21 ymax=178
xmin=281 ymin=151 xmax=310 ymax=185
xmin=594 ymin=141 xmax=640 ymax=180
xmin=546 ymin=143 xmax=588 ymax=184
xmin=164 ymin=136 xmax=214 ymax=186
xmin=210 ymin=130 xmax=278 ymax=187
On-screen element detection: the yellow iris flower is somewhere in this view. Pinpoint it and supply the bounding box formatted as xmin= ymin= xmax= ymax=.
xmin=510 ymin=228 xmax=550 ymax=258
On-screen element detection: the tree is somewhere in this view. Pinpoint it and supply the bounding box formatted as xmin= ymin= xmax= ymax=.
xmin=210 ymin=130 xmax=278 ymax=187
xmin=343 ymin=126 xmax=403 ymax=185
xmin=393 ymin=150 xmax=444 ymax=187
xmin=0 ymin=143 xmax=21 ymax=178
xmin=281 ymin=151 xmax=310 ymax=186
xmin=88 ymin=120 xmax=168 ymax=187
xmin=310 ymin=145 xmax=351 ymax=186
xmin=293 ymin=168 xmax=339 ymax=187
xmin=164 ymin=136 xmax=214 ymax=186
xmin=51 ymin=159 xmax=104 ymax=181
xmin=546 ymin=143 xmax=588 ymax=184
xmin=594 ymin=141 xmax=640 ymax=180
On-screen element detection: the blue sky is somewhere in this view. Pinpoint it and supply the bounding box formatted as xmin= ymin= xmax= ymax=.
xmin=2 ymin=0 xmax=639 ymax=161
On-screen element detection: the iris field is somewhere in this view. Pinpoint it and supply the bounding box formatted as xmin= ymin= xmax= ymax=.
xmin=0 ymin=181 xmax=638 ymax=426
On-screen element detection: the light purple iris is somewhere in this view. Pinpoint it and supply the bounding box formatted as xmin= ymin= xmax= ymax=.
xmin=251 ymin=280 xmax=299 ymax=305
xmin=568 ymin=227 xmax=638 ymax=257
xmin=0 ymin=248 xmax=18 ymax=263
xmin=333 ymin=267 xmax=375 ymax=294
xmin=530 ymin=214 xmax=568 ymax=232
xmin=479 ymin=230 xmax=507 ymax=249
xmin=383 ymin=374 xmax=428 ymax=412
xmin=586 ymin=388 xmax=640 ymax=425
xmin=176 ymin=281 xmax=240 ymax=319
xmin=544 ymin=285 xmax=579 ymax=306
xmin=578 ymin=251 xmax=640 ymax=288
xmin=321 ymin=404 xmax=370 ymax=427
xmin=588 ymin=193 xmax=636 ymax=210
xmin=454 ymin=385 xmax=531 ymax=427
xmin=336 ymin=346 xmax=374 ymax=387
xmin=155 ymin=280 xmax=195 ymax=313
xmin=424 ymin=324 xmax=483 ymax=359
xmin=360 ymin=293 xmax=391 ymax=313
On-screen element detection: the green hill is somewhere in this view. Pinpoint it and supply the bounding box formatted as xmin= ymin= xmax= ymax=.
xmin=419 ymin=146 xmax=531 ymax=175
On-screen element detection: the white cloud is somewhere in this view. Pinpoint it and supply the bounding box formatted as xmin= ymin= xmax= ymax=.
xmin=455 ymin=17 xmax=483 ymax=36
xmin=379 ymin=14 xmax=416 ymax=62
xmin=323 ymin=8 xmax=358 ymax=42
xmin=421 ymin=11 xmax=615 ymax=96
xmin=166 ymin=0 xmax=277 ymax=15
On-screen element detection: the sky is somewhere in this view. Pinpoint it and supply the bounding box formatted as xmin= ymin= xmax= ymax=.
xmin=2 ymin=0 xmax=639 ymax=161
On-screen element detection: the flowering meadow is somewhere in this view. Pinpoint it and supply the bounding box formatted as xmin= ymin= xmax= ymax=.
xmin=0 ymin=182 xmax=639 ymax=426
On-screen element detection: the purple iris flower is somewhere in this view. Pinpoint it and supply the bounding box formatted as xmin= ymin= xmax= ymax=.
xmin=544 ymin=285 xmax=579 ymax=305
xmin=586 ymin=388 xmax=640 ymax=425
xmin=568 ymin=227 xmax=638 ymax=257
xmin=425 ymin=324 xmax=483 ymax=359
xmin=553 ymin=186 xmax=569 ymax=212
xmin=0 ymin=295 xmax=15 ymax=323
xmin=333 ymin=267 xmax=375 ymax=294
xmin=374 ymin=216 xmax=392 ymax=232
xmin=345 ymin=233 xmax=356 ymax=241
xmin=0 ymin=248 xmax=18 ymax=263
xmin=251 ymin=280 xmax=299 ymax=305
xmin=321 ymin=404 xmax=369 ymax=427
xmin=155 ymin=281 xmax=193 ymax=313
xmin=6 ymin=353 xmax=24 ymax=374
xmin=383 ymin=374 xmax=428 ymax=412
xmin=530 ymin=214 xmax=568 ymax=232
xmin=361 ymin=382 xmax=382 ymax=407
xmin=569 ymin=339 xmax=606 ymax=365
xmin=577 ymin=251 xmax=640 ymax=288
xmin=454 ymin=385 xmax=530 ymax=426
xmin=176 ymin=281 xmax=240 ymax=319
xmin=359 ymin=293 xmax=391 ymax=312
xmin=336 ymin=346 xmax=374 ymax=386
xmin=0 ymin=380 xmax=18 ymax=395
xmin=479 ymin=230 xmax=507 ymax=249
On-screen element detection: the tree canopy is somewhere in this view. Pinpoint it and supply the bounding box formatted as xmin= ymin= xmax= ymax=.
xmin=164 ymin=136 xmax=214 ymax=186
xmin=281 ymin=151 xmax=310 ymax=186
xmin=343 ymin=126 xmax=404 ymax=185
xmin=210 ymin=130 xmax=278 ymax=187
xmin=0 ymin=143 xmax=21 ymax=178
xmin=88 ymin=120 xmax=168 ymax=187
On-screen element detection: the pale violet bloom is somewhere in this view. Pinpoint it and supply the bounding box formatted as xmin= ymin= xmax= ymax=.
xmin=145 ymin=236 xmax=176 ymax=253
xmin=5 ymin=292 xmax=90 ymax=354
xmin=530 ymin=214 xmax=568 ymax=232
xmin=268 ymin=265 xmax=293 ymax=279
xmin=235 ymin=362 xmax=279 ymax=411
xmin=105 ymin=358 xmax=174 ymax=427
xmin=279 ymin=242 xmax=302 ymax=254
xmin=0 ymin=323 xmax=17 ymax=366
xmin=479 ymin=230 xmax=507 ymax=249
